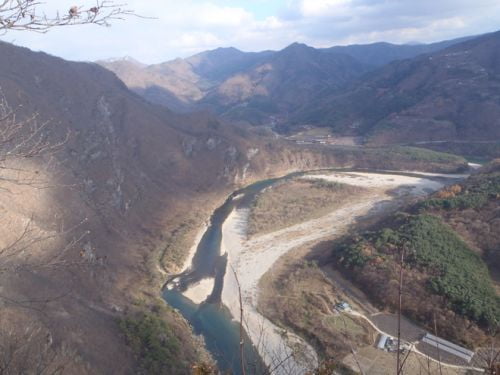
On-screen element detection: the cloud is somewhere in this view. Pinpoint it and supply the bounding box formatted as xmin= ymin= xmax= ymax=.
xmin=299 ymin=0 xmax=354 ymax=18
xmin=1 ymin=0 xmax=499 ymax=63
xmin=282 ymin=0 xmax=500 ymax=46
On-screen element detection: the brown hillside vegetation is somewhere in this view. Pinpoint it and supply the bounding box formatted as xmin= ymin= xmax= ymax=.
xmin=293 ymin=31 xmax=500 ymax=151
xmin=259 ymin=256 xmax=374 ymax=368
xmin=0 ymin=40 xmax=472 ymax=373
xmin=100 ymin=37 xmax=469 ymax=126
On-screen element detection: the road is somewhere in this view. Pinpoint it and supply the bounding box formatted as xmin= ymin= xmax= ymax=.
xmin=340 ymin=309 xmax=485 ymax=373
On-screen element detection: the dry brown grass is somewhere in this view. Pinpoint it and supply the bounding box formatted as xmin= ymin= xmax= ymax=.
xmin=159 ymin=211 xmax=207 ymax=272
xmin=259 ymin=252 xmax=375 ymax=360
xmin=342 ymin=346 xmax=473 ymax=375
xmin=247 ymin=179 xmax=363 ymax=236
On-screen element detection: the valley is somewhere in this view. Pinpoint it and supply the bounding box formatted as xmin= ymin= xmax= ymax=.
xmin=165 ymin=168 xmax=479 ymax=374
xmin=0 ymin=6 xmax=499 ymax=373
xmin=99 ymin=35 xmax=472 ymax=128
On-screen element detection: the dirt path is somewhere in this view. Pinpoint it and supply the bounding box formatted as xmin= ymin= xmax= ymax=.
xmin=322 ymin=267 xmax=378 ymax=315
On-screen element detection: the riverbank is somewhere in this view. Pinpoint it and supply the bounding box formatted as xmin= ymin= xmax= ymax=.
xmin=221 ymin=207 xmax=319 ymax=373
xmin=181 ymin=223 xmax=209 ymax=273
xmin=161 ymin=169 xmax=467 ymax=374
xmin=221 ymin=171 xmax=452 ymax=373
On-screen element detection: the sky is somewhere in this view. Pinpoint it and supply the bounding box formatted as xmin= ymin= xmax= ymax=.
xmin=1 ymin=0 xmax=500 ymax=64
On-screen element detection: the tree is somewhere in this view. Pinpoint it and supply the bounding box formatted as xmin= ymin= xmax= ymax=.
xmin=0 ymin=0 xmax=133 ymax=300
xmin=0 ymin=318 xmax=86 ymax=375
xmin=0 ymin=67 xmax=86 ymax=307
xmin=0 ymin=0 xmax=133 ymax=33
xmin=0 ymin=3 xmax=133 ymax=373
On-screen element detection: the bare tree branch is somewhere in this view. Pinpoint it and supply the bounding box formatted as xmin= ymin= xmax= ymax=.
xmin=397 ymin=245 xmax=405 ymax=375
xmin=0 ymin=0 xmax=135 ymax=34
xmin=0 ymin=320 xmax=79 ymax=374
xmin=230 ymin=265 xmax=248 ymax=375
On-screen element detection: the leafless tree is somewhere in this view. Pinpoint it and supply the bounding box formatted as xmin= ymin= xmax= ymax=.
xmin=0 ymin=318 xmax=84 ymax=375
xmin=0 ymin=4 xmax=132 ymax=372
xmin=0 ymin=0 xmax=134 ymax=34
xmin=397 ymin=245 xmax=405 ymax=375
xmin=0 ymin=0 xmax=132 ymax=292
xmin=231 ymin=266 xmax=247 ymax=375
xmin=0 ymin=90 xmax=91 ymax=275
xmin=474 ymin=330 xmax=500 ymax=375
xmin=0 ymin=92 xmax=67 ymax=189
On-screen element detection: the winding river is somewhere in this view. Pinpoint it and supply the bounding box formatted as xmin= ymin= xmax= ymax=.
xmin=162 ymin=168 xmax=468 ymax=374
xmin=163 ymin=177 xmax=290 ymax=374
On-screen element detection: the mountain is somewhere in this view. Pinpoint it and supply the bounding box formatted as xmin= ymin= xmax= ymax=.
xmin=291 ymin=31 xmax=500 ymax=152
xmin=0 ymin=40 xmax=256 ymax=373
xmin=181 ymin=46 xmax=274 ymax=82
xmin=98 ymin=56 xmax=203 ymax=111
xmin=99 ymin=47 xmax=273 ymax=112
xmin=325 ymin=36 xmax=475 ymax=67
xmin=0 ymin=40 xmax=469 ymax=374
xmin=199 ymin=43 xmax=370 ymax=125
xmin=99 ymin=36 xmax=469 ymax=125
xmin=0 ymin=40 xmax=311 ymax=374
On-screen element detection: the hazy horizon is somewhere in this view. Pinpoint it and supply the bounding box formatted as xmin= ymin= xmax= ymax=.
xmin=1 ymin=0 xmax=500 ymax=64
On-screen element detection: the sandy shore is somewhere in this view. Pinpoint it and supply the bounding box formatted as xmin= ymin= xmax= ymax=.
xmin=303 ymin=171 xmax=444 ymax=195
xmin=386 ymin=170 xmax=471 ymax=179
xmin=165 ymin=222 xmax=216 ymax=304
xmin=222 ymin=208 xmax=319 ymax=374
xmin=181 ymin=222 xmax=208 ymax=273
xmin=183 ymin=278 xmax=215 ymax=304
xmin=221 ymin=171 xmax=447 ymax=374
xmin=178 ymin=222 xmax=216 ymax=304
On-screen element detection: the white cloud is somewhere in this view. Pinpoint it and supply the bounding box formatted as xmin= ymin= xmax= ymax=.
xmin=194 ymin=3 xmax=253 ymax=27
xmin=299 ymin=0 xmax=353 ymax=18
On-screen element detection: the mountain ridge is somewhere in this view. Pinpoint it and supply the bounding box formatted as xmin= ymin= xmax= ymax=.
xmin=291 ymin=30 xmax=500 ymax=148
xmin=98 ymin=35 xmax=474 ymax=124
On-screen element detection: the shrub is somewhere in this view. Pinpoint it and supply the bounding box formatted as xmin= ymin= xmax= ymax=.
xmin=336 ymin=241 xmax=371 ymax=269
xmin=420 ymin=174 xmax=500 ymax=210
xmin=119 ymin=312 xmax=181 ymax=374
xmin=401 ymin=215 xmax=499 ymax=328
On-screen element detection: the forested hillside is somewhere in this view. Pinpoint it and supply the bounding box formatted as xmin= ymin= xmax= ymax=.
xmin=331 ymin=162 xmax=500 ymax=348
xmin=293 ymin=31 xmax=500 ymax=153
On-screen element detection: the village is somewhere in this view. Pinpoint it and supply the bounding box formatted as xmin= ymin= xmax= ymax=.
xmin=334 ymin=301 xmax=480 ymax=372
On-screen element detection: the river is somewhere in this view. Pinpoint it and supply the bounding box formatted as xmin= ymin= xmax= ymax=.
xmin=163 ymin=176 xmax=291 ymax=374
xmin=162 ymin=168 xmax=468 ymax=374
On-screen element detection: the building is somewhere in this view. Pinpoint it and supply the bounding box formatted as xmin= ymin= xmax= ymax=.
xmin=422 ymin=333 xmax=475 ymax=363
xmin=376 ymin=335 xmax=411 ymax=353
xmin=377 ymin=334 xmax=389 ymax=349
xmin=387 ymin=338 xmax=411 ymax=353
xmin=335 ymin=301 xmax=352 ymax=312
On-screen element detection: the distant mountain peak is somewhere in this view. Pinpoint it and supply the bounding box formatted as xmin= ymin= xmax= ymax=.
xmin=214 ymin=46 xmax=241 ymax=53
xmin=279 ymin=42 xmax=316 ymax=58
xmin=100 ymin=55 xmax=146 ymax=67
xmin=196 ymin=46 xmax=244 ymax=59
xmin=97 ymin=32 xmax=486 ymax=127
xmin=284 ymin=42 xmax=311 ymax=50
xmin=293 ymin=30 xmax=500 ymax=144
